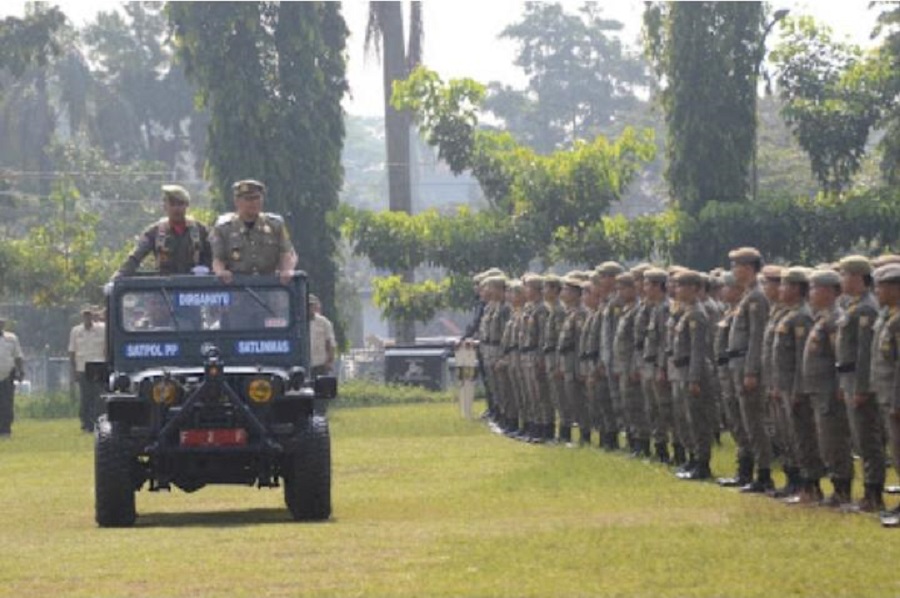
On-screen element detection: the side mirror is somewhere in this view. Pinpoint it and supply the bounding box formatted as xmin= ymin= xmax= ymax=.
xmin=313 ymin=375 xmax=337 ymax=400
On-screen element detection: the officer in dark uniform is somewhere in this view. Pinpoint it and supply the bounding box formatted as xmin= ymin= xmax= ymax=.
xmin=114 ymin=184 xmax=212 ymax=277
xmin=211 ymin=179 xmax=297 ymax=285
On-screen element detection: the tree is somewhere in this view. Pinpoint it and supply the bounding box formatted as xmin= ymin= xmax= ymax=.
xmin=0 ymin=5 xmax=64 ymax=84
xmin=485 ymin=2 xmax=647 ymax=153
xmin=365 ymin=1 xmax=422 ymax=342
xmin=644 ymin=2 xmax=765 ymax=214
xmin=168 ymin=2 xmax=349 ymax=335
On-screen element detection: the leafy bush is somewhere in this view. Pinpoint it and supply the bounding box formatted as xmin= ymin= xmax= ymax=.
xmin=335 ymin=380 xmax=455 ymax=408
xmin=15 ymin=392 xmax=79 ymax=420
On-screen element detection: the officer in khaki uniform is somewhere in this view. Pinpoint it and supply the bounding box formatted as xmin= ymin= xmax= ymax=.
xmin=557 ymin=275 xmax=587 ymax=446
xmin=498 ymin=281 xmax=527 ymax=438
xmin=836 ymin=256 xmax=885 ymax=512
xmin=597 ymin=261 xmax=625 ymax=448
xmin=520 ymin=274 xmax=551 ymax=442
xmin=804 ymin=269 xmax=854 ymax=507
xmin=641 ymin=268 xmax=672 ymax=462
xmin=672 ymin=270 xmax=713 ymax=480
xmin=212 ymin=179 xmax=297 ymax=284
xmin=871 ymin=264 xmax=900 ymax=520
xmin=614 ymin=272 xmax=649 ymax=457
xmin=665 ymin=265 xmax=689 ymax=466
xmin=115 ymin=184 xmax=212 ymax=277
xmin=728 ymin=247 xmax=773 ymax=493
xmin=578 ymin=276 xmax=601 ymax=446
xmin=483 ymin=276 xmax=510 ymax=431
xmin=773 ymin=267 xmax=824 ymax=505
xmin=542 ymin=275 xmax=566 ymax=441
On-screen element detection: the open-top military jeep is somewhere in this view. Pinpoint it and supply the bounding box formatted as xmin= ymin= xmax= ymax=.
xmin=92 ymin=273 xmax=336 ymax=527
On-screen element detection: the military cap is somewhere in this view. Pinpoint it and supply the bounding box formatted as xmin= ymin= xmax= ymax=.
xmin=809 ymin=269 xmax=841 ymax=288
xmin=782 ymin=267 xmax=810 ymax=285
xmin=873 ymin=254 xmax=900 ymax=268
xmin=838 ymin=255 xmax=873 ymax=276
xmin=309 ymin=294 xmax=321 ymax=305
xmin=761 ymin=265 xmax=784 ymax=280
xmin=643 ymin=268 xmax=668 ymax=285
xmin=728 ymin=247 xmax=763 ymax=264
xmin=709 ymin=267 xmax=724 ymax=278
xmin=615 ymin=272 xmax=636 ymax=287
xmin=542 ymin=273 xmax=562 ymax=289
xmin=232 ymin=179 xmax=266 ymax=196
xmin=674 ymin=270 xmax=704 ymax=286
xmin=874 ymin=264 xmax=900 ymax=284
xmin=80 ymin=304 xmax=93 ymax=314
xmin=630 ymin=262 xmax=652 ymax=277
xmin=474 ymin=267 xmax=504 ymax=282
xmin=569 ymin=271 xmax=591 ymax=282
xmin=562 ymin=275 xmax=586 ymax=290
xmin=484 ymin=275 xmax=507 ymax=288
xmin=667 ymin=265 xmax=687 ymax=276
xmin=161 ymin=184 xmax=190 ymax=204
xmin=596 ymin=261 xmax=625 ymax=276
xmin=508 ymin=280 xmax=524 ymax=293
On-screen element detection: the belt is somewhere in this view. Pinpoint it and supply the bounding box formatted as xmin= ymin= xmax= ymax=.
xmin=673 ymin=356 xmax=689 ymax=368
xmin=664 ymin=350 xmax=673 ymax=358
xmin=836 ymin=362 xmax=856 ymax=373
xmin=717 ymin=356 xmax=730 ymax=366
xmin=727 ymin=349 xmax=747 ymax=359
xmin=559 ymin=348 xmax=575 ymax=355
xmin=543 ymin=348 xmax=556 ymax=354
xmin=520 ymin=347 xmax=537 ymax=353
xmin=644 ymin=355 xmax=657 ymax=363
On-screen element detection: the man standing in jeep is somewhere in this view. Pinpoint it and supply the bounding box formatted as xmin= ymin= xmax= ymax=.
xmin=114 ymin=185 xmax=212 ymax=278
xmin=211 ymin=179 xmax=297 ymax=285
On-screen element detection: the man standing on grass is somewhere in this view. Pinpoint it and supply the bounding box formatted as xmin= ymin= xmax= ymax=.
xmin=69 ymin=306 xmax=107 ymax=433
xmin=0 ymin=316 xmax=24 ymax=437
xmin=309 ymin=294 xmax=336 ymax=377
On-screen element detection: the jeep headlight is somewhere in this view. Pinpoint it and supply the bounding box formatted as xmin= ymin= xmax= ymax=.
xmin=247 ymin=377 xmax=274 ymax=404
xmin=151 ymin=379 xmax=179 ymax=405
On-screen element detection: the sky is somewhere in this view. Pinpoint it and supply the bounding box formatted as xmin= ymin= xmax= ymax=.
xmin=1 ymin=1 xmax=884 ymax=116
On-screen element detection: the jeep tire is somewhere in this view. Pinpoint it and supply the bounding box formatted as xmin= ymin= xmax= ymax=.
xmin=95 ymin=419 xmax=137 ymax=527
xmin=284 ymin=416 xmax=332 ymax=522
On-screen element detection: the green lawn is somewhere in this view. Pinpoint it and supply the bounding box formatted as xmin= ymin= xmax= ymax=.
xmin=0 ymin=403 xmax=897 ymax=597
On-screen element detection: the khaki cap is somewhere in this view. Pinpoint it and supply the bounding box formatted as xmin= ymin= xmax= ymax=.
xmin=630 ymin=262 xmax=653 ymax=277
xmin=233 ymin=179 xmax=266 ymax=196
xmin=485 ymin=275 xmax=507 ymax=288
xmin=782 ymin=267 xmax=810 ymax=285
xmin=838 ymin=255 xmax=873 ymax=276
xmin=643 ymin=268 xmax=668 ymax=285
xmin=596 ymin=261 xmax=625 ymax=276
xmin=810 ymin=269 xmax=841 ymax=288
xmin=874 ymin=264 xmax=900 ymax=284
xmin=162 ymin=184 xmax=190 ymax=204
xmin=873 ymin=254 xmax=900 ymax=268
xmin=563 ymin=275 xmax=586 ymax=290
xmin=761 ymin=265 xmax=784 ymax=280
xmin=729 ymin=247 xmax=763 ymax=264
xmin=674 ymin=270 xmax=704 ymax=286
xmin=522 ymin=273 xmax=544 ymax=289
xmin=542 ymin=273 xmax=562 ymax=288
xmin=615 ymin=272 xmax=636 ymax=287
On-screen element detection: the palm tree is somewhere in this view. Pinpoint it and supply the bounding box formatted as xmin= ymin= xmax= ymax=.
xmin=365 ymin=1 xmax=422 ymax=343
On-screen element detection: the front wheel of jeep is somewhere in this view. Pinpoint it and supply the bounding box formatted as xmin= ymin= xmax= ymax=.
xmin=95 ymin=418 xmax=137 ymax=527
xmin=283 ymin=415 xmax=332 ymax=522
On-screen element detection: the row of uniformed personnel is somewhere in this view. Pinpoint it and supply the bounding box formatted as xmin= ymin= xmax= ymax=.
xmin=467 ymin=248 xmax=900 ymax=521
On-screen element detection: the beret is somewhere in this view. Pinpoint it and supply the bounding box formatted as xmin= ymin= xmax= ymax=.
xmin=838 ymin=255 xmax=873 ymax=276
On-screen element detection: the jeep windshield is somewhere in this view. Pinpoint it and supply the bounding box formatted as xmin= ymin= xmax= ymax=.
xmin=120 ymin=287 xmax=291 ymax=332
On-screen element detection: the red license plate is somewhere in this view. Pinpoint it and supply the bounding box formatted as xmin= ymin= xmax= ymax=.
xmin=179 ymin=428 xmax=248 ymax=447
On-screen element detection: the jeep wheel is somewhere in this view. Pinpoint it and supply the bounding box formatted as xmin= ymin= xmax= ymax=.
xmin=284 ymin=416 xmax=332 ymax=522
xmin=95 ymin=419 xmax=137 ymax=527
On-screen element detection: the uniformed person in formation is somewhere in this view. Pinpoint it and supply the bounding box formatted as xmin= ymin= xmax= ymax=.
xmin=557 ymin=275 xmax=587 ymax=446
xmin=614 ymin=272 xmax=649 ymax=457
xmin=642 ymin=268 xmax=673 ymax=462
xmin=212 ymin=179 xmax=298 ymax=284
xmin=871 ymin=263 xmax=900 ymax=524
xmin=542 ymin=274 xmax=567 ymax=442
xmin=115 ymin=184 xmax=212 ymax=277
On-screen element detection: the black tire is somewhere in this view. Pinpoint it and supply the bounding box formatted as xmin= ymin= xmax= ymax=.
xmin=284 ymin=416 xmax=332 ymax=522
xmin=94 ymin=419 xmax=137 ymax=527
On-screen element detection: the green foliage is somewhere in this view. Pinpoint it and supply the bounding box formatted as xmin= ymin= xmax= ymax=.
xmin=372 ymin=275 xmax=451 ymax=325
xmin=0 ymin=6 xmax=64 ymax=80
xmin=772 ymin=16 xmax=886 ymax=196
xmin=644 ymin=2 xmax=765 ymax=213
xmin=14 ymin=391 xmax=78 ymax=419
xmin=484 ymin=2 xmax=647 ymax=153
xmin=168 ymin=2 xmax=349 ymax=338
xmin=335 ymin=380 xmax=454 ymax=408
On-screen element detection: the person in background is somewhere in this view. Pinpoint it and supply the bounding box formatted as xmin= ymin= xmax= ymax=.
xmin=69 ymin=305 xmax=107 ymax=432
xmin=0 ymin=316 xmax=25 ymax=437
xmin=309 ymin=294 xmax=336 ymax=377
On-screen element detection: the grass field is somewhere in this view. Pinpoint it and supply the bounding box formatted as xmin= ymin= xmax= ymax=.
xmin=1 ymin=402 xmax=898 ymax=598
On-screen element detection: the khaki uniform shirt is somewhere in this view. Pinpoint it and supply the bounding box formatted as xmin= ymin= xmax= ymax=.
xmin=68 ymin=323 xmax=107 ymax=373
xmin=117 ymin=218 xmax=211 ymax=276
xmin=673 ymin=302 xmax=710 ymax=384
xmin=870 ymin=307 xmax=900 ymax=410
xmin=802 ymin=307 xmax=840 ymax=395
xmin=728 ymin=283 xmax=769 ymax=375
xmin=0 ymin=331 xmax=24 ymax=380
xmin=613 ymin=301 xmax=639 ymax=376
xmin=600 ymin=295 xmax=622 ymax=372
xmin=772 ymin=303 xmax=813 ymax=397
xmin=558 ymin=305 xmax=585 ymax=376
xmin=762 ymin=303 xmax=788 ymax=390
xmin=543 ymin=301 xmax=566 ymax=370
xmin=310 ymin=313 xmax=336 ymax=368
xmin=578 ymin=307 xmax=600 ymax=378
xmin=211 ymin=213 xmax=295 ymax=275
xmin=836 ymin=292 xmax=879 ymax=396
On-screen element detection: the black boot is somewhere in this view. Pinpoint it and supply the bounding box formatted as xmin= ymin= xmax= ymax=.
xmin=655 ymin=441 xmax=670 ymax=464
xmin=559 ymin=425 xmax=572 ymax=445
xmin=856 ymin=483 xmax=885 ymax=512
xmin=718 ymin=455 xmax=754 ymax=488
xmin=504 ymin=417 xmax=520 ymax=437
xmin=772 ymin=467 xmax=800 ymax=498
xmin=580 ymin=428 xmax=592 ymax=447
xmin=676 ymin=455 xmax=697 ymax=479
xmin=740 ymin=468 xmax=775 ymax=493
xmin=672 ymin=443 xmax=686 ymax=466
xmin=821 ymin=478 xmax=852 ymax=508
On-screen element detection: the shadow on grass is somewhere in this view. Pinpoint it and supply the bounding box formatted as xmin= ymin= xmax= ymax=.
xmin=136 ymin=508 xmax=336 ymax=528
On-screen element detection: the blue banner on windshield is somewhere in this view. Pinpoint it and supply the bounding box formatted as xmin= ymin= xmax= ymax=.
xmin=235 ymin=340 xmax=292 ymax=355
xmin=124 ymin=342 xmax=181 ymax=359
